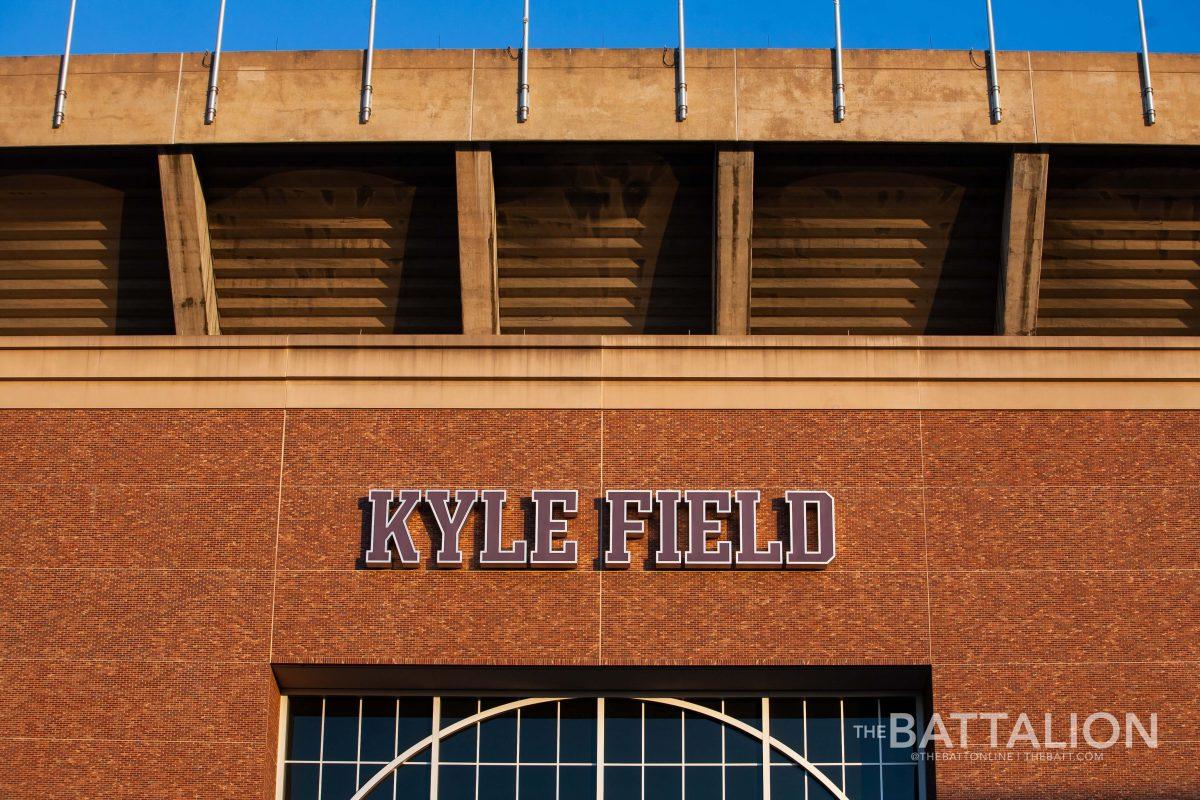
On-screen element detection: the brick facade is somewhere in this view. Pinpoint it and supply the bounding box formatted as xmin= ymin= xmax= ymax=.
xmin=1 ymin=409 xmax=1196 ymax=799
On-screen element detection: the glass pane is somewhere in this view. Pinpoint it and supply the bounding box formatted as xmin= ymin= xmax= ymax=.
xmin=684 ymin=765 xmax=721 ymax=800
xmin=843 ymin=698 xmax=880 ymax=764
xmin=478 ymin=765 xmax=517 ymax=800
xmin=769 ymin=698 xmax=805 ymax=764
xmin=644 ymin=766 xmax=682 ymax=800
xmin=324 ymin=697 xmax=360 ymax=762
xmin=808 ymin=765 xmax=843 ymax=800
xmin=398 ymin=697 xmax=434 ymax=756
xmin=880 ymin=698 xmax=918 ymax=762
xmin=881 ymin=765 xmax=918 ymax=800
xmin=479 ymin=707 xmax=518 ymax=763
xmin=520 ymin=702 xmax=558 ymax=764
xmin=357 ymin=771 xmax=394 ymax=800
xmin=846 ymin=765 xmax=883 ymax=800
xmin=560 ymin=699 xmax=597 ymax=764
xmin=723 ymin=699 xmax=762 ymax=764
xmin=604 ymin=765 xmax=639 ymax=799
xmin=284 ymin=763 xmax=319 ymax=800
xmin=518 ymin=765 xmax=555 ymax=799
xmin=396 ymin=763 xmax=431 ymax=798
xmin=725 ymin=765 xmax=762 ymax=797
xmin=288 ymin=697 xmax=323 ymax=761
xmin=361 ymin=697 xmax=397 ymax=762
xmin=684 ymin=708 xmax=722 ymax=764
xmin=644 ymin=705 xmax=682 ymax=764
xmin=560 ymin=765 xmax=596 ymax=800
xmin=770 ymin=764 xmax=805 ymax=798
xmin=321 ymin=763 xmax=358 ymax=800
xmin=604 ymin=699 xmax=641 ymax=764
xmin=440 ymin=699 xmax=479 ymax=763
xmin=806 ymin=699 xmax=843 ymax=764
xmin=438 ymin=764 xmax=476 ymax=800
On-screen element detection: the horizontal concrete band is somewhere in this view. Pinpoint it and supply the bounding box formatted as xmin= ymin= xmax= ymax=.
xmin=1 ymin=48 xmax=1198 ymax=146
xmin=3 ymin=335 xmax=1200 ymax=409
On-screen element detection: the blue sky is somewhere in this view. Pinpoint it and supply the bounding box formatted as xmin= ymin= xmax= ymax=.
xmin=2 ymin=0 xmax=1197 ymax=57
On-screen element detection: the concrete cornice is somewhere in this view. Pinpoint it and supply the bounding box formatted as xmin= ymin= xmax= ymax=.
xmin=2 ymin=48 xmax=1199 ymax=147
xmin=2 ymin=335 xmax=1200 ymax=409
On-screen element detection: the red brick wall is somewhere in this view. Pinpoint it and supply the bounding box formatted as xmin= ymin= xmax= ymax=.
xmin=0 ymin=409 xmax=1196 ymax=799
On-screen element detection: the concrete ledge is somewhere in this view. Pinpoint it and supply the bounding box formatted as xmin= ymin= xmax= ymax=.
xmin=2 ymin=335 xmax=1200 ymax=409
xmin=1 ymin=48 xmax=1197 ymax=146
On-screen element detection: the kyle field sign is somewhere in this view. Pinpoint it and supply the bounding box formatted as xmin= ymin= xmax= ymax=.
xmin=363 ymin=489 xmax=834 ymax=570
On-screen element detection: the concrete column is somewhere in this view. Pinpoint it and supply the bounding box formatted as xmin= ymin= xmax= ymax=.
xmin=455 ymin=143 xmax=500 ymax=335
xmin=158 ymin=149 xmax=220 ymax=335
xmin=997 ymin=147 xmax=1050 ymax=335
xmin=714 ymin=144 xmax=754 ymax=335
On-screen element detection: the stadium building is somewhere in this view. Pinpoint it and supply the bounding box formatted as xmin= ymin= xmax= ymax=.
xmin=0 ymin=41 xmax=1197 ymax=800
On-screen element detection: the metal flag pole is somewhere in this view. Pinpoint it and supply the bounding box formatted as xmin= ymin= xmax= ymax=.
xmin=675 ymin=0 xmax=688 ymax=121
xmin=1136 ymin=0 xmax=1156 ymax=125
xmin=52 ymin=0 xmax=78 ymax=129
xmin=518 ymin=0 xmax=530 ymax=123
xmin=984 ymin=0 xmax=1002 ymax=124
xmin=204 ymin=0 xmax=227 ymax=125
xmin=360 ymin=0 xmax=377 ymax=123
xmin=832 ymin=0 xmax=845 ymax=122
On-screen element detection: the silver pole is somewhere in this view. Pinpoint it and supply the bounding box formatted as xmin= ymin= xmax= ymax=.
xmin=675 ymin=0 xmax=687 ymax=121
xmin=1136 ymin=0 xmax=1156 ymax=125
xmin=517 ymin=0 xmax=530 ymax=123
xmin=832 ymin=0 xmax=845 ymax=122
xmin=360 ymin=0 xmax=377 ymax=124
xmin=52 ymin=0 xmax=77 ymax=129
xmin=984 ymin=0 xmax=1002 ymax=124
xmin=204 ymin=0 xmax=227 ymax=125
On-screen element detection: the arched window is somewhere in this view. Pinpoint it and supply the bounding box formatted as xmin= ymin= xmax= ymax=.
xmin=281 ymin=694 xmax=926 ymax=800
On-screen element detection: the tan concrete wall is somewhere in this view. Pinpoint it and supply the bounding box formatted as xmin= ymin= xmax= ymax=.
xmin=1 ymin=48 xmax=1197 ymax=147
xmin=3 ymin=334 xmax=1200 ymax=409
xmin=0 ymin=53 xmax=183 ymax=146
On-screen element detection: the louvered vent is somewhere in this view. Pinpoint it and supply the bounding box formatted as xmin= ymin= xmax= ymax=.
xmin=494 ymin=146 xmax=713 ymax=334
xmin=0 ymin=150 xmax=173 ymax=335
xmin=1040 ymin=152 xmax=1200 ymax=335
xmin=200 ymin=146 xmax=461 ymax=334
xmin=752 ymin=148 xmax=1005 ymax=334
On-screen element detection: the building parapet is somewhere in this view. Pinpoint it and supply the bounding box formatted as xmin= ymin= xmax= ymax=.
xmin=1 ymin=48 xmax=1199 ymax=147
xmin=2 ymin=334 xmax=1200 ymax=409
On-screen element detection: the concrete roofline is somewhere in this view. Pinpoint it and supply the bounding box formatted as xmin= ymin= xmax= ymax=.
xmin=1 ymin=46 xmax=1197 ymax=147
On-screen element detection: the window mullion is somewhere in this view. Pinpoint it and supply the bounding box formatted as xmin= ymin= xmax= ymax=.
xmin=915 ymin=694 xmax=928 ymax=800
xmin=515 ymin=706 xmax=522 ymax=799
xmin=680 ymin=707 xmax=686 ymax=799
xmin=393 ymin=699 xmax=400 ymax=800
xmin=719 ymin=699 xmax=726 ymax=800
xmin=877 ymin=699 xmax=884 ymax=800
xmin=596 ymin=697 xmax=606 ymax=800
xmin=429 ymin=697 xmax=441 ymax=800
xmin=474 ymin=699 xmax=482 ymax=800
xmin=761 ymin=697 xmax=771 ymax=800
xmin=356 ymin=697 xmax=364 ymax=792
xmin=640 ymin=701 xmax=646 ymax=800
xmin=839 ymin=699 xmax=846 ymax=795
xmin=802 ymin=699 xmax=808 ymax=800
xmin=317 ymin=697 xmax=326 ymax=800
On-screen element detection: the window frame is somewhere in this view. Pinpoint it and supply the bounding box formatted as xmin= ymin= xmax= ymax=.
xmin=276 ymin=691 xmax=928 ymax=800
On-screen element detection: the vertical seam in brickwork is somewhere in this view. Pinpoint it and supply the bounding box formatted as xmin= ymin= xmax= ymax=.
xmin=599 ymin=402 xmax=605 ymax=665
xmin=917 ymin=409 xmax=934 ymax=666
xmin=268 ymin=407 xmax=289 ymax=662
